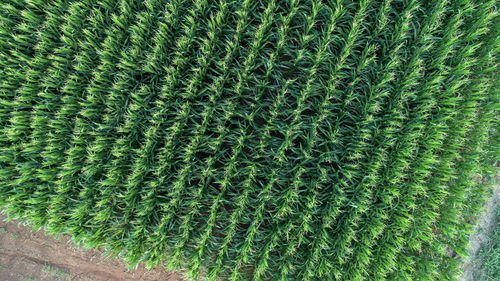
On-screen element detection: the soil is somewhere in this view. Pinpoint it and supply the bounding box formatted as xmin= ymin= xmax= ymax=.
xmin=0 ymin=214 xmax=185 ymax=281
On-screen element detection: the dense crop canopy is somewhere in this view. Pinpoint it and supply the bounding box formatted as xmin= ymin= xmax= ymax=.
xmin=0 ymin=0 xmax=498 ymax=280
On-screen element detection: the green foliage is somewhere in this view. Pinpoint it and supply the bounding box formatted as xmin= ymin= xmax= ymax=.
xmin=476 ymin=202 xmax=500 ymax=281
xmin=0 ymin=0 xmax=499 ymax=280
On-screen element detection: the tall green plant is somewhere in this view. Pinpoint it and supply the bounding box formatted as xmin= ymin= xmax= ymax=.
xmin=0 ymin=0 xmax=498 ymax=280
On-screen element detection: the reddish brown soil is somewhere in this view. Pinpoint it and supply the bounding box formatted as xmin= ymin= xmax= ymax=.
xmin=0 ymin=214 xmax=185 ymax=281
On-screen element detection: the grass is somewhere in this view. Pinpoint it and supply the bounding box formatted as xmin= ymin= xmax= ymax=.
xmin=0 ymin=226 xmax=18 ymax=240
xmin=0 ymin=0 xmax=499 ymax=280
xmin=42 ymin=264 xmax=71 ymax=279
xmin=475 ymin=204 xmax=500 ymax=281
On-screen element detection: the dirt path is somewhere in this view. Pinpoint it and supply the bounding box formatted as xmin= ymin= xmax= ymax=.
xmin=0 ymin=214 xmax=185 ymax=281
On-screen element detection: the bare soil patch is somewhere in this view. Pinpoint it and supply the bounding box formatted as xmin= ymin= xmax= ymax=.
xmin=0 ymin=214 xmax=185 ymax=281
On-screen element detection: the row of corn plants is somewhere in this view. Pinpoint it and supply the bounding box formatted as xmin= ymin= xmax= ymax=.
xmin=0 ymin=0 xmax=498 ymax=280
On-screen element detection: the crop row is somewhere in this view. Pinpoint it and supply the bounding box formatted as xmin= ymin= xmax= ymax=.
xmin=0 ymin=0 xmax=498 ymax=280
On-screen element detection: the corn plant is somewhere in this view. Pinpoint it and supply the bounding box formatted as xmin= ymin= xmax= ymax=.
xmin=0 ymin=0 xmax=498 ymax=280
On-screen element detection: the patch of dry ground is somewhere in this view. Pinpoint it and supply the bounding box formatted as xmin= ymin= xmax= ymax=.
xmin=0 ymin=214 xmax=185 ymax=281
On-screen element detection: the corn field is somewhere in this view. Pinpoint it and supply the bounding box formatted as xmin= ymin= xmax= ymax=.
xmin=0 ymin=0 xmax=498 ymax=280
